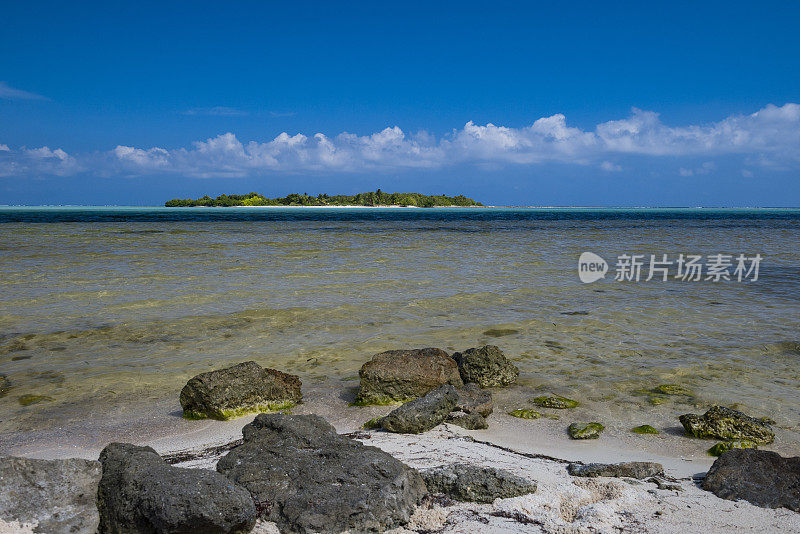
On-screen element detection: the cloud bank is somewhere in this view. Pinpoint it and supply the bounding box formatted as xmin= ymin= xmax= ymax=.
xmin=2 ymin=103 xmax=799 ymax=179
xmin=0 ymin=81 xmax=49 ymax=101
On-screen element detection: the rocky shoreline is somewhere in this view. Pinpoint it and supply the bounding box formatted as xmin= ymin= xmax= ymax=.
xmin=1 ymin=345 xmax=799 ymax=533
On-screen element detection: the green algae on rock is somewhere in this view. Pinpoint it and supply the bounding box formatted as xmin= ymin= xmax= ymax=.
xmin=679 ymin=405 xmax=774 ymax=444
xmin=632 ymin=425 xmax=659 ymax=435
xmin=568 ymin=422 xmax=604 ymax=439
xmin=508 ymin=408 xmax=542 ymax=419
xmin=708 ymin=440 xmax=758 ymax=456
xmin=362 ymin=417 xmax=384 ymax=430
xmin=180 ymin=361 xmax=302 ymax=421
xmin=18 ymin=394 xmax=54 ymax=406
xmin=531 ymin=395 xmax=579 ymax=409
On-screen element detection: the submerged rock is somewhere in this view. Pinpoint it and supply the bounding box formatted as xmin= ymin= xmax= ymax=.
xmin=0 ymin=374 xmax=10 ymax=398
xmin=179 ymin=361 xmax=302 ymax=420
xmin=531 ymin=395 xmax=579 ymax=409
xmin=0 ymin=456 xmax=101 ymax=534
xmin=653 ymin=384 xmax=693 ymax=396
xmin=355 ymin=348 xmax=462 ymax=405
xmin=708 ymin=440 xmax=758 ymax=457
xmin=482 ymin=328 xmax=519 ymax=338
xmin=421 ymin=463 xmax=536 ymax=503
xmin=18 ymin=394 xmax=54 ymax=406
xmin=567 ymin=461 xmax=664 ymax=479
xmin=382 ymin=385 xmax=459 ymax=434
xmin=453 ymin=383 xmax=493 ymax=417
xmin=216 ymin=413 xmax=427 ymax=533
xmin=508 ymin=408 xmax=542 ymax=419
xmin=97 ymin=443 xmax=256 ymax=534
xmin=702 ymin=449 xmax=800 ymax=511
xmin=632 ymin=424 xmax=659 ymax=435
xmin=446 ymin=411 xmax=488 ymax=429
xmin=679 ymin=405 xmax=774 ymax=444
xmin=452 ymin=345 xmax=519 ymax=387
xmin=568 ymin=422 xmax=604 ymax=439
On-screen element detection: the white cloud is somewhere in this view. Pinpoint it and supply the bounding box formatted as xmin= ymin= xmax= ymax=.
xmin=0 ymin=81 xmax=49 ymax=101
xmin=0 ymin=144 xmax=9 ymax=152
xmin=183 ymin=106 xmax=248 ymax=117
xmin=2 ymin=103 xmax=800 ymax=178
xmin=0 ymin=145 xmax=78 ymax=177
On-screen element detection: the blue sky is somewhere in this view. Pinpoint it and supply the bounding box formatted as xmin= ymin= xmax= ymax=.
xmin=1 ymin=1 xmax=799 ymax=206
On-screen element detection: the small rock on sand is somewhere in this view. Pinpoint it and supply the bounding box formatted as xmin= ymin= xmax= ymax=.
xmin=382 ymin=385 xmax=459 ymax=434
xmin=421 ymin=463 xmax=537 ymax=503
xmin=567 ymin=461 xmax=664 ymax=479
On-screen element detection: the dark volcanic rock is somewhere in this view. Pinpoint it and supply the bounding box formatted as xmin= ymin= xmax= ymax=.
xmin=679 ymin=405 xmax=774 ymax=444
xmin=180 ymin=361 xmax=302 ymax=420
xmin=453 ymin=383 xmax=493 ymax=417
xmin=356 ymin=347 xmax=463 ymax=404
xmin=567 ymin=461 xmax=664 ymax=479
xmin=452 ymin=345 xmax=519 ymax=387
xmin=421 ymin=463 xmax=537 ymax=503
xmin=217 ymin=413 xmax=427 ymax=533
xmin=97 ymin=443 xmax=256 ymax=534
xmin=382 ymin=385 xmax=459 ymax=434
xmin=702 ymin=449 xmax=800 ymax=511
xmin=0 ymin=456 xmax=101 ymax=534
xmin=446 ymin=411 xmax=488 ymax=430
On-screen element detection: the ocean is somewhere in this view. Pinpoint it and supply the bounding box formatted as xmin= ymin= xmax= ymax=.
xmin=1 ymin=207 xmax=799 ymax=450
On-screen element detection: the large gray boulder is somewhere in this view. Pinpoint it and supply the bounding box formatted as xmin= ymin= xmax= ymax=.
xmin=679 ymin=405 xmax=774 ymax=444
xmin=702 ymin=449 xmax=800 ymax=511
xmin=356 ymin=348 xmax=463 ymax=404
xmin=452 ymin=345 xmax=519 ymax=387
xmin=381 ymin=385 xmax=459 ymax=434
xmin=421 ymin=463 xmax=537 ymax=503
xmin=216 ymin=413 xmax=427 ymax=533
xmin=180 ymin=361 xmax=302 ymax=420
xmin=567 ymin=462 xmax=664 ymax=479
xmin=0 ymin=456 xmax=101 ymax=534
xmin=453 ymin=383 xmax=493 ymax=417
xmin=97 ymin=443 xmax=256 ymax=534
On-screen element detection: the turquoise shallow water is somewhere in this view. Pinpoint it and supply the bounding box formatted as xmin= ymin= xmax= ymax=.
xmin=0 ymin=207 xmax=798 ymax=448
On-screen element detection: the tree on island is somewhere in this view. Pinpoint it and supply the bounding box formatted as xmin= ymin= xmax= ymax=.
xmin=164 ymin=190 xmax=482 ymax=208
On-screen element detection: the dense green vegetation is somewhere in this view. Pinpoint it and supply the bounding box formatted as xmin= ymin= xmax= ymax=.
xmin=165 ymin=190 xmax=481 ymax=207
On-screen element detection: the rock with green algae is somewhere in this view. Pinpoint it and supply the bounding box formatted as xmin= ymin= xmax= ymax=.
xmin=568 ymin=422 xmax=605 ymax=439
xmin=632 ymin=425 xmax=659 ymax=435
xmin=531 ymin=395 xmax=579 ymax=409
xmin=362 ymin=417 xmax=384 ymax=430
xmin=708 ymin=440 xmax=758 ymax=456
xmin=679 ymin=405 xmax=774 ymax=444
xmin=452 ymin=345 xmax=519 ymax=388
xmin=508 ymin=408 xmax=542 ymax=419
xmin=180 ymin=361 xmax=302 ymax=420
xmin=355 ymin=348 xmax=463 ymax=405
xmin=18 ymin=394 xmax=54 ymax=406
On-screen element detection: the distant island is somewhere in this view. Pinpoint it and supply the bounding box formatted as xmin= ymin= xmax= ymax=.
xmin=164 ymin=190 xmax=482 ymax=208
